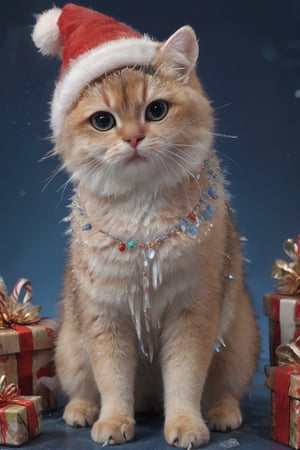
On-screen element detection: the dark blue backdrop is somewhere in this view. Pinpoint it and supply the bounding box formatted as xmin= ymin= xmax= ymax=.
xmin=1 ymin=0 xmax=299 ymax=362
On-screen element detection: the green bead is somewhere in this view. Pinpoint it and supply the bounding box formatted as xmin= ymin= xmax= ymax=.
xmin=126 ymin=239 xmax=137 ymax=249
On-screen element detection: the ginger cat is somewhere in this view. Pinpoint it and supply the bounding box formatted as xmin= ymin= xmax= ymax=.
xmin=32 ymin=5 xmax=259 ymax=448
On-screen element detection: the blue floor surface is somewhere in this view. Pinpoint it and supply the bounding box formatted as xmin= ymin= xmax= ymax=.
xmin=3 ymin=360 xmax=290 ymax=450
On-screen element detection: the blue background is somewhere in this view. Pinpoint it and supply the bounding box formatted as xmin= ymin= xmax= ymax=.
xmin=1 ymin=0 xmax=299 ymax=364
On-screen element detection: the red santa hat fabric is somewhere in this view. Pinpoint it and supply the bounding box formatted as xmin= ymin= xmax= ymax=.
xmin=32 ymin=3 xmax=158 ymax=138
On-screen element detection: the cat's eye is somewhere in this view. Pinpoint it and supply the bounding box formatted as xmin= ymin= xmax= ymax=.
xmin=145 ymin=100 xmax=169 ymax=122
xmin=90 ymin=112 xmax=116 ymax=131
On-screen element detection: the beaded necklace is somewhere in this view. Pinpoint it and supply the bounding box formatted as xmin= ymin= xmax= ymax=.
xmin=63 ymin=155 xmax=227 ymax=360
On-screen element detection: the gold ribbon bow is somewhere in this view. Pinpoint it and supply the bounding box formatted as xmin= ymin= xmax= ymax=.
xmin=0 ymin=375 xmax=20 ymax=405
xmin=0 ymin=277 xmax=40 ymax=328
xmin=276 ymin=336 xmax=300 ymax=366
xmin=271 ymin=236 xmax=300 ymax=296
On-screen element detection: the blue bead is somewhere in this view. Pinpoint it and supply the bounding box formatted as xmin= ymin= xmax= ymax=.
xmin=207 ymin=187 xmax=218 ymax=199
xmin=197 ymin=203 xmax=215 ymax=221
xmin=205 ymin=204 xmax=215 ymax=218
xmin=186 ymin=224 xmax=198 ymax=238
xmin=82 ymin=223 xmax=92 ymax=231
xmin=180 ymin=220 xmax=188 ymax=232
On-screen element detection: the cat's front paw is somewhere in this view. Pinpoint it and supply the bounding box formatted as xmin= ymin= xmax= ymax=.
xmin=205 ymin=400 xmax=242 ymax=431
xmin=91 ymin=415 xmax=135 ymax=445
xmin=164 ymin=415 xmax=209 ymax=449
xmin=63 ymin=399 xmax=99 ymax=427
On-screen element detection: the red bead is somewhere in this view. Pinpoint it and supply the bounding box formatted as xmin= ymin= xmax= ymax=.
xmin=189 ymin=212 xmax=196 ymax=221
xmin=119 ymin=242 xmax=126 ymax=252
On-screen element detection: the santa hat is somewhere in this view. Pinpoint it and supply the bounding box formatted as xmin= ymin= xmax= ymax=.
xmin=32 ymin=3 xmax=159 ymax=138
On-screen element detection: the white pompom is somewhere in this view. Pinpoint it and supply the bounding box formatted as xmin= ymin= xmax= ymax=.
xmin=32 ymin=8 xmax=62 ymax=57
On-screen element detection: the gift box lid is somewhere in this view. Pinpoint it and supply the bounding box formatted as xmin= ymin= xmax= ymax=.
xmin=265 ymin=365 xmax=300 ymax=399
xmin=264 ymin=293 xmax=300 ymax=324
xmin=0 ymin=318 xmax=58 ymax=355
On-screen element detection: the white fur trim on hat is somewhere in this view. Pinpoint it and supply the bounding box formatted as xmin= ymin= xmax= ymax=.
xmin=51 ymin=37 xmax=158 ymax=138
xmin=32 ymin=8 xmax=62 ymax=57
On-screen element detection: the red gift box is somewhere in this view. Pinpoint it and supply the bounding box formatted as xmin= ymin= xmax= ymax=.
xmin=264 ymin=293 xmax=300 ymax=365
xmin=0 ymin=376 xmax=42 ymax=445
xmin=0 ymin=278 xmax=58 ymax=411
xmin=0 ymin=318 xmax=58 ymax=411
xmin=265 ymin=364 xmax=300 ymax=449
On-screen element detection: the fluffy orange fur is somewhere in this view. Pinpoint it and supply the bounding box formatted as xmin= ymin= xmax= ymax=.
xmin=52 ymin=26 xmax=260 ymax=448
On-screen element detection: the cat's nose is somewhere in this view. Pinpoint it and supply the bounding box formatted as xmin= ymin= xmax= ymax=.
xmin=125 ymin=135 xmax=145 ymax=149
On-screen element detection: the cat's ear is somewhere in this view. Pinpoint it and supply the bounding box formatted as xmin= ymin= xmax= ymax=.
xmin=158 ymin=26 xmax=199 ymax=83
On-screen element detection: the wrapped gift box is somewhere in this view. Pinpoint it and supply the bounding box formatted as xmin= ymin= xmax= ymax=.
xmin=0 ymin=378 xmax=42 ymax=446
xmin=265 ymin=364 xmax=300 ymax=449
xmin=264 ymin=293 xmax=300 ymax=365
xmin=0 ymin=277 xmax=58 ymax=412
xmin=0 ymin=318 xmax=58 ymax=412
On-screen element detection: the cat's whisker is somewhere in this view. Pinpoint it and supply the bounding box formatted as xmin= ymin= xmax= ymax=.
xmin=148 ymin=145 xmax=184 ymax=182
xmin=42 ymin=164 xmax=65 ymax=192
xmin=57 ymin=172 xmax=76 ymax=194
xmin=153 ymin=152 xmax=179 ymax=182
xmin=217 ymin=150 xmax=241 ymax=169
xmin=169 ymin=142 xmax=200 ymax=149
xmin=153 ymin=153 xmax=194 ymax=206
xmin=163 ymin=157 xmax=196 ymax=182
xmin=80 ymin=156 xmax=122 ymax=194
xmin=159 ymin=146 xmax=205 ymax=184
xmin=154 ymin=149 xmax=200 ymax=206
xmin=82 ymin=156 xmax=106 ymax=177
xmin=56 ymin=174 xmax=77 ymax=207
xmin=165 ymin=125 xmax=190 ymax=140
xmin=152 ymin=151 xmax=176 ymax=177
xmin=212 ymin=132 xmax=238 ymax=139
xmin=210 ymin=102 xmax=232 ymax=111
xmin=82 ymin=162 xmax=105 ymax=186
xmin=161 ymin=147 xmax=199 ymax=181
xmin=39 ymin=148 xmax=57 ymax=163
xmin=162 ymin=146 xmax=198 ymax=168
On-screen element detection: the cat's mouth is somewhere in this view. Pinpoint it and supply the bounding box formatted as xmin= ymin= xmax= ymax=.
xmin=125 ymin=152 xmax=147 ymax=165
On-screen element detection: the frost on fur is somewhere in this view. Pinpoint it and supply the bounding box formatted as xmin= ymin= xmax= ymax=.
xmin=32 ymin=8 xmax=62 ymax=57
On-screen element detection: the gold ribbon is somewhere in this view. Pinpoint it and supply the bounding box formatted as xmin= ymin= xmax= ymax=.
xmin=0 ymin=278 xmax=40 ymax=328
xmin=0 ymin=375 xmax=20 ymax=405
xmin=271 ymin=236 xmax=300 ymax=296
xmin=276 ymin=336 xmax=300 ymax=366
